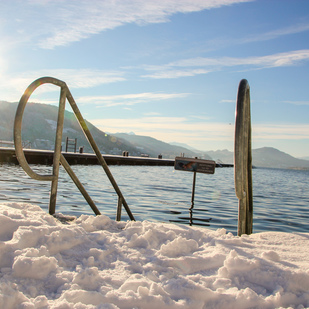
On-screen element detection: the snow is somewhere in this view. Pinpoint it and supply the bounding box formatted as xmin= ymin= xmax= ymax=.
xmin=0 ymin=203 xmax=308 ymax=309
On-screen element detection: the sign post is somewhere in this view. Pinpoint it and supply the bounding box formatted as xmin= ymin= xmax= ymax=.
xmin=174 ymin=157 xmax=216 ymax=208
xmin=191 ymin=170 xmax=197 ymax=209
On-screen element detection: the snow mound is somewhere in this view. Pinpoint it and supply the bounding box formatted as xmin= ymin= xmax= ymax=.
xmin=0 ymin=202 xmax=308 ymax=308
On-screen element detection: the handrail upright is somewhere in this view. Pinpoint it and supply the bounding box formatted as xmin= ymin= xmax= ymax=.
xmin=14 ymin=77 xmax=135 ymax=221
xmin=234 ymin=79 xmax=253 ymax=236
xmin=65 ymin=87 xmax=135 ymax=220
xmin=49 ymin=86 xmax=66 ymax=214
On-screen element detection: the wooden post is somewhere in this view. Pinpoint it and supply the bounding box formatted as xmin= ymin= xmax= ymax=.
xmin=234 ymin=79 xmax=253 ymax=236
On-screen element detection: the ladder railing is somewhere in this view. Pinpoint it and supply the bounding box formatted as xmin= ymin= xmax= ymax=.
xmin=234 ymin=79 xmax=253 ymax=236
xmin=14 ymin=76 xmax=135 ymax=221
xmin=65 ymin=137 xmax=77 ymax=152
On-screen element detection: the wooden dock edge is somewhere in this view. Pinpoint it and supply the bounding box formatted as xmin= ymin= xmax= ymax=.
xmin=0 ymin=147 xmax=233 ymax=167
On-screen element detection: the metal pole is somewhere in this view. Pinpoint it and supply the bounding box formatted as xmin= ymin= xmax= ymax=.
xmin=234 ymin=79 xmax=253 ymax=236
xmin=14 ymin=77 xmax=64 ymax=181
xmin=116 ymin=196 xmax=122 ymax=221
xmin=14 ymin=76 xmax=135 ymax=221
xmin=191 ymin=171 xmax=196 ymax=209
xmin=65 ymin=87 xmax=135 ymax=221
xmin=190 ymin=156 xmax=198 ymax=210
xmin=49 ymin=86 xmax=66 ymax=214
xmin=60 ymin=154 xmax=101 ymax=215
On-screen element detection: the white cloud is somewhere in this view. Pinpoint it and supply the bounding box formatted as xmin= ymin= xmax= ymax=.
xmin=208 ymin=23 xmax=309 ymax=50
xmin=1 ymin=0 xmax=253 ymax=49
xmin=167 ymin=50 xmax=309 ymax=68
xmin=195 ymin=21 xmax=309 ymax=54
xmin=142 ymin=69 xmax=210 ymax=79
xmin=284 ymin=101 xmax=309 ymax=106
xmin=241 ymin=23 xmax=309 ymax=44
xmin=91 ymin=117 xmax=309 ymax=140
xmin=220 ymin=100 xmax=235 ymax=103
xmin=142 ymin=50 xmax=309 ymax=79
xmin=89 ymin=116 xmax=309 ymax=152
xmin=91 ymin=117 xmax=235 ymax=143
xmin=0 ymin=69 xmax=126 ymax=102
xmin=78 ymin=92 xmax=189 ymax=107
xmin=253 ymin=124 xmax=309 ymax=140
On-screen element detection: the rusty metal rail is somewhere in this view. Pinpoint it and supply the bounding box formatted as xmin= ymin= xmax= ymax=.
xmin=234 ymin=79 xmax=253 ymax=236
xmin=14 ymin=76 xmax=135 ymax=221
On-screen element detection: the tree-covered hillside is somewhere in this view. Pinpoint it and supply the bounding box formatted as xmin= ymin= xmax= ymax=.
xmin=0 ymin=101 xmax=139 ymax=155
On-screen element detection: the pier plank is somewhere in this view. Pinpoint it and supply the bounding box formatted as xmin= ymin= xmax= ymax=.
xmin=0 ymin=147 xmax=233 ymax=167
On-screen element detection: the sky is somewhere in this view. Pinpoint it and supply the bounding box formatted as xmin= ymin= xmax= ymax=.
xmin=0 ymin=0 xmax=309 ymax=158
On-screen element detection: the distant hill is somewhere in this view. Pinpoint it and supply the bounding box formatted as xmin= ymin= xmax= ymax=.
xmin=1 ymin=101 xmax=308 ymax=168
xmin=299 ymin=156 xmax=309 ymax=161
xmin=169 ymin=142 xmax=200 ymax=152
xmin=252 ymin=147 xmax=309 ymax=169
xmin=205 ymin=149 xmax=234 ymax=164
xmin=114 ymin=133 xmax=212 ymax=160
xmin=0 ymin=101 xmax=139 ymax=155
xmin=205 ymin=147 xmax=309 ymax=169
xmin=0 ymin=101 xmax=200 ymax=158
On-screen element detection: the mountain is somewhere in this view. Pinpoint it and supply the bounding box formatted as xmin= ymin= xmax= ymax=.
xmin=0 ymin=101 xmax=17 ymax=141
xmin=169 ymin=142 xmax=200 ymax=152
xmin=205 ymin=149 xmax=234 ymax=164
xmin=252 ymin=147 xmax=309 ymax=169
xmin=205 ymin=147 xmax=309 ymax=169
xmin=0 ymin=101 xmax=200 ymax=159
xmin=0 ymin=101 xmax=139 ymax=155
xmin=1 ymin=101 xmax=309 ymax=168
xmin=299 ymin=156 xmax=309 ymax=161
xmin=114 ymin=133 xmax=212 ymax=159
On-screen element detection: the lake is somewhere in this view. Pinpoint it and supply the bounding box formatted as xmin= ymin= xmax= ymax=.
xmin=1 ymin=163 xmax=308 ymax=235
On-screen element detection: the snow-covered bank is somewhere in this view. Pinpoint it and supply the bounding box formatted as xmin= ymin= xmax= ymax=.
xmin=0 ymin=203 xmax=308 ymax=309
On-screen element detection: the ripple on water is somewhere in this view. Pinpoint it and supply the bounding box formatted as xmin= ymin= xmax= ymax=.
xmin=1 ymin=164 xmax=309 ymax=234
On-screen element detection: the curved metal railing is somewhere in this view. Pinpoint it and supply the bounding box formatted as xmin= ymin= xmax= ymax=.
xmin=14 ymin=76 xmax=135 ymax=221
xmin=234 ymin=79 xmax=253 ymax=236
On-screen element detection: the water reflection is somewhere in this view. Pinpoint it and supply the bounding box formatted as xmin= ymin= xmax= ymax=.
xmin=1 ymin=164 xmax=309 ymax=234
xmin=169 ymin=210 xmax=212 ymax=227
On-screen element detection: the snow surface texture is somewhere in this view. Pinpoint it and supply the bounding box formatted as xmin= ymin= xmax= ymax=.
xmin=0 ymin=203 xmax=308 ymax=309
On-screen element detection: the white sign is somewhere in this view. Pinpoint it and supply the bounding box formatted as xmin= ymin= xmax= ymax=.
xmin=174 ymin=157 xmax=216 ymax=174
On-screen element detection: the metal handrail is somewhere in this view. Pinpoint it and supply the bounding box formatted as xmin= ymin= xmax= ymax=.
xmin=234 ymin=79 xmax=253 ymax=236
xmin=14 ymin=76 xmax=135 ymax=221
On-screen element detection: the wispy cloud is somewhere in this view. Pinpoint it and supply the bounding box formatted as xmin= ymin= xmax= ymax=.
xmin=142 ymin=50 xmax=309 ymax=79
xmin=253 ymin=124 xmax=309 ymax=140
xmin=91 ymin=116 xmax=236 ymax=143
xmin=78 ymin=92 xmax=189 ymax=107
xmin=197 ymin=22 xmax=309 ymax=53
xmin=90 ymin=116 xmax=309 ymax=151
xmin=284 ymin=100 xmax=309 ymax=106
xmin=0 ymin=69 xmax=126 ymax=102
xmin=1 ymin=0 xmax=253 ymax=49
xmin=240 ymin=23 xmax=309 ymax=44
xmin=141 ymin=69 xmax=210 ymax=79
xmin=92 ymin=117 xmax=309 ymax=140
xmin=220 ymin=100 xmax=235 ymax=103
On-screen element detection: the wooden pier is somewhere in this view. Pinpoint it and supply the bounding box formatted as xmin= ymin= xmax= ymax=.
xmin=0 ymin=147 xmax=174 ymax=166
xmin=0 ymin=147 xmax=233 ymax=167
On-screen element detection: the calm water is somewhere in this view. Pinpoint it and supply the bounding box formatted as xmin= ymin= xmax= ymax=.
xmin=1 ymin=163 xmax=309 ymax=235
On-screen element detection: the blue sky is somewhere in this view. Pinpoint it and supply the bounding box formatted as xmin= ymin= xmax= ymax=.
xmin=1 ymin=0 xmax=309 ymax=157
